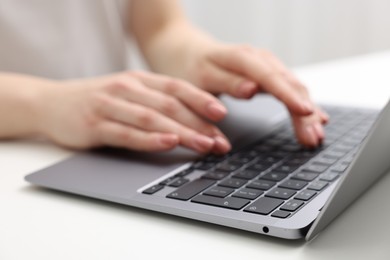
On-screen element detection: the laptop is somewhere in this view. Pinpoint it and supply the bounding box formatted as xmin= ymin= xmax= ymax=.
xmin=25 ymin=94 xmax=390 ymax=241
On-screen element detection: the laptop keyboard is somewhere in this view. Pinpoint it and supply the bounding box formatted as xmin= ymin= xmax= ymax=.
xmin=142 ymin=106 xmax=378 ymax=219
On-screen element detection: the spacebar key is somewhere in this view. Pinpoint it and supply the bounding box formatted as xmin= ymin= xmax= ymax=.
xmin=191 ymin=195 xmax=250 ymax=210
xmin=167 ymin=179 xmax=215 ymax=200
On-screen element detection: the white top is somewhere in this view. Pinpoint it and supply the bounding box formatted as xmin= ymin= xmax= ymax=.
xmin=0 ymin=0 xmax=129 ymax=79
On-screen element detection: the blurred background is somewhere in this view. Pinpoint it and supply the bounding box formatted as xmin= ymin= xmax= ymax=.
xmin=179 ymin=0 xmax=390 ymax=67
xmin=181 ymin=0 xmax=390 ymax=66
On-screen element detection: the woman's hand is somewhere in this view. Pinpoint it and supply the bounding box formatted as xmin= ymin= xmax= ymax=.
xmin=36 ymin=71 xmax=231 ymax=154
xmin=186 ymin=43 xmax=329 ymax=147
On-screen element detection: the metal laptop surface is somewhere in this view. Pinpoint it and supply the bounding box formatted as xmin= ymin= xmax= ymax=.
xmin=25 ymin=95 xmax=390 ymax=240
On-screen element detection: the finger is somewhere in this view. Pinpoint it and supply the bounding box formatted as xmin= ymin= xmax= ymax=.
xmin=211 ymin=46 xmax=314 ymax=115
xmin=96 ymin=95 xmax=216 ymax=154
xmin=194 ymin=63 xmax=258 ymax=99
xmin=96 ymin=121 xmax=179 ymax=152
xmin=290 ymin=108 xmax=325 ymax=147
xmin=131 ymin=71 xmax=227 ymax=122
xmin=110 ymin=75 xmax=226 ymax=139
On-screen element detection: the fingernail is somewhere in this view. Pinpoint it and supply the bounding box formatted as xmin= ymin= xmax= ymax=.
xmin=214 ymin=136 xmax=232 ymax=154
xmin=193 ymin=135 xmax=215 ymax=153
xmin=238 ymin=81 xmax=257 ymax=98
xmin=207 ymin=103 xmax=227 ymax=120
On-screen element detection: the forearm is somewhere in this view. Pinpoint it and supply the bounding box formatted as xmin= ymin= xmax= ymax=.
xmin=129 ymin=0 xmax=218 ymax=80
xmin=0 ymin=73 xmax=53 ymax=139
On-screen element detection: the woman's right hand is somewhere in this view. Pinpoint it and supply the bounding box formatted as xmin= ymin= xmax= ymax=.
xmin=37 ymin=71 xmax=231 ymax=154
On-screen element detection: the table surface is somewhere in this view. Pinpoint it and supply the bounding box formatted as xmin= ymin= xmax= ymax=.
xmin=1 ymin=51 xmax=390 ymax=260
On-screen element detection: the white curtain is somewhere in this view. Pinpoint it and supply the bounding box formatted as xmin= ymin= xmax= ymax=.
xmin=181 ymin=0 xmax=390 ymax=66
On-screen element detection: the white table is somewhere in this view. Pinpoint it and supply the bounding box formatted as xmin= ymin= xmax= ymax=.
xmin=1 ymin=52 xmax=390 ymax=260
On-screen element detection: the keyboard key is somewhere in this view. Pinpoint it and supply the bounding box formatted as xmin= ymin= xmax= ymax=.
xmin=279 ymin=179 xmax=308 ymax=190
xmin=307 ymin=180 xmax=328 ymax=191
xmin=215 ymin=163 xmax=242 ymax=172
xmin=218 ymin=178 xmax=247 ymax=189
xmin=295 ymin=190 xmax=317 ymax=201
xmin=159 ymin=177 xmax=176 ymax=186
xmin=232 ymin=188 xmax=263 ymax=200
xmin=142 ymin=184 xmax=164 ymax=195
xmin=291 ymin=171 xmax=319 ymax=181
xmin=193 ymin=162 xmax=215 ymax=171
xmin=233 ymin=169 xmax=259 ymax=180
xmin=280 ymin=199 xmax=304 ymax=212
xmin=174 ymin=167 xmax=194 ymax=177
xmin=168 ymin=178 xmax=189 ymax=187
xmin=260 ymin=172 xmax=288 ymax=182
xmin=167 ymin=179 xmax=215 ymax=200
xmin=313 ymin=156 xmax=338 ymax=165
xmin=257 ymin=155 xmax=284 ymax=164
xmin=302 ymin=164 xmax=329 ymax=173
xmin=320 ymin=172 xmax=339 ymax=182
xmin=323 ymin=151 xmax=346 ymax=159
xmin=271 ymin=210 xmax=291 ymax=218
xmin=202 ymin=171 xmax=230 ymax=180
xmin=273 ymin=164 xmax=299 ymax=173
xmin=247 ymin=179 xmax=276 ymax=191
xmin=331 ymin=163 xmax=350 ymax=173
xmin=285 ymin=156 xmax=310 ymax=165
xmin=244 ymin=197 xmax=284 ymax=215
xmin=246 ymin=162 xmax=272 ymax=172
xmin=192 ymin=195 xmax=250 ymax=210
xmin=203 ymin=186 xmax=234 ymax=198
xmin=266 ymin=188 xmax=296 ymax=200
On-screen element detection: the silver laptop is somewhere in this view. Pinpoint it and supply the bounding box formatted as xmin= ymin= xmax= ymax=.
xmin=25 ymin=95 xmax=390 ymax=241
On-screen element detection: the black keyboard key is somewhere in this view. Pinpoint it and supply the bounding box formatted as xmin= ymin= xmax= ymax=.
xmin=233 ymin=169 xmax=259 ymax=180
xmin=307 ymin=180 xmax=328 ymax=191
xmin=167 ymin=179 xmax=215 ymax=200
xmin=280 ymin=199 xmax=304 ymax=212
xmin=232 ymin=188 xmax=263 ymax=200
xmin=192 ymin=195 xmax=250 ymax=210
xmin=193 ymin=162 xmax=215 ymax=171
xmin=302 ymin=164 xmax=329 ymax=173
xmin=331 ymin=163 xmax=349 ymax=173
xmin=202 ymin=171 xmax=230 ymax=180
xmin=168 ymin=178 xmax=189 ymax=187
xmin=295 ymin=190 xmax=317 ymax=201
xmin=247 ymin=179 xmax=276 ymax=191
xmin=175 ymin=168 xmax=194 ymax=177
xmin=260 ymin=172 xmax=288 ymax=182
xmin=143 ymin=184 xmax=164 ymax=195
xmin=312 ymin=156 xmax=338 ymax=166
xmin=273 ymin=164 xmax=299 ymax=173
xmin=323 ymin=151 xmax=346 ymax=159
xmin=203 ymin=186 xmax=234 ymax=198
xmin=244 ymin=197 xmax=284 ymax=215
xmin=215 ymin=163 xmax=242 ymax=172
xmin=266 ymin=188 xmax=296 ymax=200
xmin=279 ymin=179 xmax=308 ymax=190
xmin=159 ymin=177 xmax=176 ymax=186
xmin=320 ymin=172 xmax=339 ymax=182
xmin=285 ymin=156 xmax=310 ymax=165
xmin=246 ymin=162 xmax=272 ymax=172
xmin=219 ymin=178 xmax=247 ymax=189
xmin=257 ymin=155 xmax=284 ymax=164
xmin=291 ymin=172 xmax=319 ymax=181
xmin=271 ymin=210 xmax=291 ymax=218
